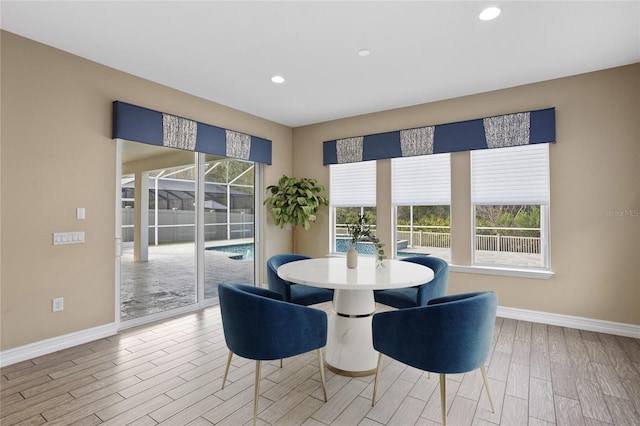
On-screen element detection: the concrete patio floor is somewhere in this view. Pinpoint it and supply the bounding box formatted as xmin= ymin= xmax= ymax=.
xmin=120 ymin=240 xmax=254 ymax=322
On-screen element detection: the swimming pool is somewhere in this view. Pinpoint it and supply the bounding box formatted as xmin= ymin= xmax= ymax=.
xmin=206 ymin=242 xmax=254 ymax=260
xmin=335 ymin=238 xmax=377 ymax=255
xmin=207 ymin=240 xmax=426 ymax=261
xmin=336 ymin=238 xmax=427 ymax=258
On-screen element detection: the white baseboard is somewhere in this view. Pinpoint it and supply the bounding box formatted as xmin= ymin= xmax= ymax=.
xmin=0 ymin=323 xmax=117 ymax=368
xmin=497 ymin=306 xmax=640 ymax=339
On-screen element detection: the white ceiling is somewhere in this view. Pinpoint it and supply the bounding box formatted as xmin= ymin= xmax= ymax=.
xmin=2 ymin=1 xmax=639 ymax=127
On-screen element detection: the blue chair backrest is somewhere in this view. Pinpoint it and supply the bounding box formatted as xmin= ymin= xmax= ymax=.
xmin=266 ymin=254 xmax=311 ymax=301
xmin=218 ymin=282 xmax=327 ymax=361
xmin=373 ymin=291 xmax=497 ymax=374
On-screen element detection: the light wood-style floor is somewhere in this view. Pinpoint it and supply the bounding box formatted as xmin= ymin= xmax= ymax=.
xmin=2 ymin=301 xmax=639 ymax=426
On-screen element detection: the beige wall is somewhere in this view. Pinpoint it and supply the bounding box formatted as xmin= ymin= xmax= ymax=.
xmin=293 ymin=63 xmax=640 ymax=326
xmin=0 ymin=31 xmax=293 ymax=351
xmin=1 ymin=30 xmax=638 ymax=354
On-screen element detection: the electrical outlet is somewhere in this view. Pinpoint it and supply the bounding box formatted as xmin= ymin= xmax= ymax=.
xmin=52 ymin=297 xmax=64 ymax=312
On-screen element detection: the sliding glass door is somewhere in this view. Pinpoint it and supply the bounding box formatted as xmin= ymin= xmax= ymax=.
xmin=203 ymin=155 xmax=256 ymax=301
xmin=118 ymin=141 xmax=257 ymax=325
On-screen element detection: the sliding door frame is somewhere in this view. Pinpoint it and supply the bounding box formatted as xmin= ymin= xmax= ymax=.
xmin=115 ymin=140 xmax=263 ymax=330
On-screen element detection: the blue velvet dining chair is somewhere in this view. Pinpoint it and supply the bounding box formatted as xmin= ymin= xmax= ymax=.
xmin=371 ymin=291 xmax=498 ymax=426
xmin=218 ymin=282 xmax=328 ymax=425
xmin=267 ymin=253 xmax=334 ymax=305
xmin=374 ymin=256 xmax=449 ymax=308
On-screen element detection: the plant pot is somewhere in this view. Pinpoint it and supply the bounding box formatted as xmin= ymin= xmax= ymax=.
xmin=346 ymin=245 xmax=358 ymax=269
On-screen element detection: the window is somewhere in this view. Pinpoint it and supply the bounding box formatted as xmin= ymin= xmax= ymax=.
xmin=471 ymin=143 xmax=550 ymax=269
xmin=392 ymin=154 xmax=451 ymax=261
xmin=330 ymin=161 xmax=377 ymax=254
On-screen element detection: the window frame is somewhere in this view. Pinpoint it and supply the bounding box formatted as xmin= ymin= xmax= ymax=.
xmin=391 ymin=153 xmax=452 ymax=261
xmin=469 ymin=143 xmax=552 ymax=274
xmin=329 ymin=162 xmax=377 ymax=256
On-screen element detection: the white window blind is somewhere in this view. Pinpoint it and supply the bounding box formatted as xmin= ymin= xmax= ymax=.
xmin=392 ymin=154 xmax=451 ymax=205
xmin=330 ymin=161 xmax=376 ymax=207
xmin=471 ymin=143 xmax=550 ymax=205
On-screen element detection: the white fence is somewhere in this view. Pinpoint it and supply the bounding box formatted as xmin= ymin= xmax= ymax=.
xmin=122 ymin=208 xmax=254 ymax=244
xmin=340 ymin=224 xmax=542 ymax=254
xmin=396 ymin=231 xmax=451 ymax=249
xmin=475 ymin=234 xmax=540 ymax=253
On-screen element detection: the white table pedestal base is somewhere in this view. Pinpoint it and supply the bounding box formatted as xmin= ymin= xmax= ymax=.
xmin=325 ymin=289 xmax=378 ymax=376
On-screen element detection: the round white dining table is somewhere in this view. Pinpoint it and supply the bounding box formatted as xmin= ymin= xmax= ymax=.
xmin=277 ymin=257 xmax=434 ymax=376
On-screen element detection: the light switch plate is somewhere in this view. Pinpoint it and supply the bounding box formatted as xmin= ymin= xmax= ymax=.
xmin=53 ymin=232 xmax=85 ymax=245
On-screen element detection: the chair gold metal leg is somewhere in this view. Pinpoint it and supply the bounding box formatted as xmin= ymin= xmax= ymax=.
xmin=480 ymin=365 xmax=495 ymax=413
xmin=253 ymin=360 xmax=261 ymax=426
xmin=222 ymin=351 xmax=233 ymax=389
xmin=439 ymin=373 xmax=447 ymax=426
xmin=371 ymin=353 xmax=383 ymax=406
xmin=317 ymin=349 xmax=328 ymax=402
xmin=280 ymin=359 xmax=283 ymax=368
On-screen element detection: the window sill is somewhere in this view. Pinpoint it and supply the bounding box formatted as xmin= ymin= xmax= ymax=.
xmin=449 ymin=264 xmax=554 ymax=280
xmin=327 ymin=253 xmax=554 ymax=279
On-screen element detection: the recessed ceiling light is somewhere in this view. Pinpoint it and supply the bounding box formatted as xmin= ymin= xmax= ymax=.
xmin=271 ymin=75 xmax=285 ymax=84
xmin=479 ymin=6 xmax=501 ymax=21
xmin=358 ymin=49 xmax=371 ymax=57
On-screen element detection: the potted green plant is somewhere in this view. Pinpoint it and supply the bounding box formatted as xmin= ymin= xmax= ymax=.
xmin=264 ymin=174 xmax=329 ymax=252
xmin=346 ymin=213 xmax=386 ymax=268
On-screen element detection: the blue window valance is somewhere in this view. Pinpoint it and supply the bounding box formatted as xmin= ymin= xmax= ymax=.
xmin=323 ymin=107 xmax=555 ymax=165
xmin=113 ymin=101 xmax=272 ymax=165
